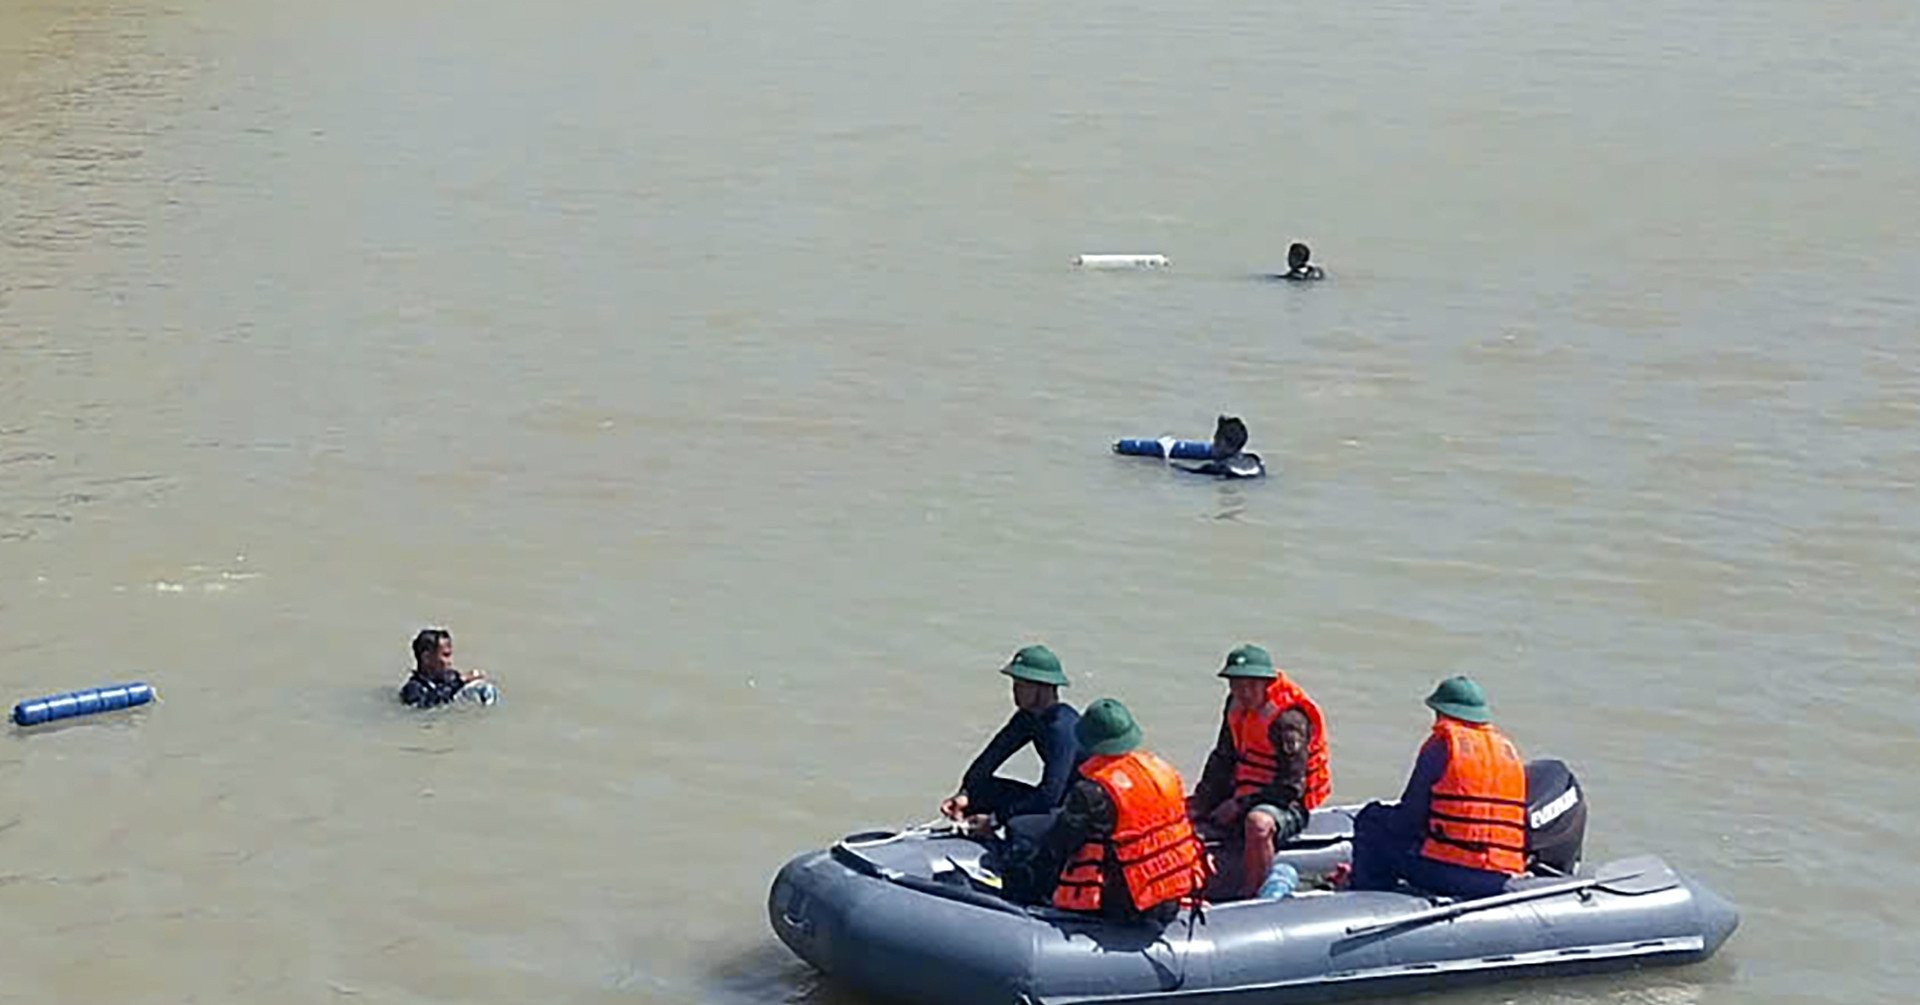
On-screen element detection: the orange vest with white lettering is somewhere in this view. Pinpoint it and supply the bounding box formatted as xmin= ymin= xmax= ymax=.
xmin=1052 ymin=750 xmax=1205 ymax=913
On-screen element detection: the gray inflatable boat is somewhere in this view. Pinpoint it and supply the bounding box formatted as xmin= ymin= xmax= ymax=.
xmin=768 ymin=807 xmax=1738 ymax=1005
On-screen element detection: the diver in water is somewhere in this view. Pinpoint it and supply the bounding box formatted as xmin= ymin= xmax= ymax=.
xmin=399 ymin=628 xmax=497 ymax=708
xmin=1276 ymin=242 xmax=1325 ymax=282
xmin=1177 ymin=415 xmax=1266 ymax=479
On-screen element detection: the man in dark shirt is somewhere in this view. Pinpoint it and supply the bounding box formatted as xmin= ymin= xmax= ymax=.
xmin=1188 ymin=645 xmax=1321 ymax=897
xmin=940 ymin=645 xmax=1081 ymax=835
xmin=399 ymin=628 xmax=490 ymax=708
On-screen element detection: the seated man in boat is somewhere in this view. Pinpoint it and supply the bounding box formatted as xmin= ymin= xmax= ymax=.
xmin=1187 ymin=645 xmax=1330 ymax=898
xmin=1031 ymin=699 xmax=1206 ymax=922
xmin=399 ymin=628 xmax=495 ymax=708
xmin=1176 ymin=415 xmax=1266 ymax=479
xmin=940 ymin=645 xmax=1081 ymax=835
xmin=1273 ymin=242 xmax=1325 ymax=282
xmin=1340 ymin=676 xmax=1525 ymax=899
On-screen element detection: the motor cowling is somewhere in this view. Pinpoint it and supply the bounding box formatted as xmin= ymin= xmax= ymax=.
xmin=1525 ymin=759 xmax=1587 ymax=875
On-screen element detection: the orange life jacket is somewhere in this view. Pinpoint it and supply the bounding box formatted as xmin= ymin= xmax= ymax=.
xmin=1227 ymin=673 xmax=1331 ymax=809
xmin=1419 ymin=718 xmax=1528 ymax=875
xmin=1053 ymin=750 xmax=1205 ymax=914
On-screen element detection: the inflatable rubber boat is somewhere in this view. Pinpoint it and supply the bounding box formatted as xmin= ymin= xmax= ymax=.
xmin=767 ymin=806 xmax=1737 ymax=1005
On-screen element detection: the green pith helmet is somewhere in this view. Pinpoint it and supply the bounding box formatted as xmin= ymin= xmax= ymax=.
xmin=1219 ymin=643 xmax=1278 ymax=679
xmin=1001 ymin=644 xmax=1069 ymax=687
xmin=1075 ymin=697 xmax=1144 ymax=756
xmin=1424 ymin=675 xmax=1491 ymax=723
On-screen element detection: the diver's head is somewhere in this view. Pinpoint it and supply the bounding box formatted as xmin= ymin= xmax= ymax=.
xmin=1288 ymin=242 xmax=1311 ymax=271
xmin=1210 ymin=415 xmax=1250 ymax=460
xmin=412 ymin=628 xmax=453 ymax=673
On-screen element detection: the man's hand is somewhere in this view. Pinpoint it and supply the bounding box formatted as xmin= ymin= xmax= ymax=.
xmin=961 ymin=813 xmax=996 ymax=837
xmin=940 ymin=792 xmax=969 ymax=821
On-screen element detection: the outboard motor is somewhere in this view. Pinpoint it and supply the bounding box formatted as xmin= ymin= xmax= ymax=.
xmin=1525 ymin=758 xmax=1586 ymax=875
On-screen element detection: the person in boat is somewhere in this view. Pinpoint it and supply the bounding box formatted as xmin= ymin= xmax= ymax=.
xmin=1177 ymin=415 xmax=1265 ymax=479
xmin=399 ymin=628 xmax=493 ymax=708
xmin=1187 ymin=645 xmax=1331 ymax=898
xmin=940 ymin=645 xmax=1081 ymax=836
xmin=1341 ymin=676 xmax=1527 ymax=899
xmin=1275 ymin=242 xmax=1325 ymax=282
xmin=1032 ymin=698 xmax=1206 ymax=922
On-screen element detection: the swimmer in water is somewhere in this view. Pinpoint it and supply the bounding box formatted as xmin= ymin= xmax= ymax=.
xmin=1278 ymin=242 xmax=1325 ymax=282
xmin=399 ymin=628 xmax=494 ymax=708
xmin=1177 ymin=415 xmax=1266 ymax=479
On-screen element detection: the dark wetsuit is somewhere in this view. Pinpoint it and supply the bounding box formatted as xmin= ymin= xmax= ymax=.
xmin=399 ymin=668 xmax=466 ymax=708
xmin=1278 ymin=265 xmax=1325 ymax=282
xmin=1177 ymin=452 xmax=1266 ymax=479
xmin=960 ymin=703 xmax=1083 ymax=825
